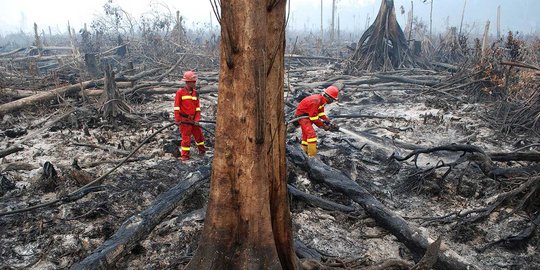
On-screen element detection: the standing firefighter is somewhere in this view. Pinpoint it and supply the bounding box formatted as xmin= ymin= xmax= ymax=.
xmin=174 ymin=70 xmax=207 ymax=161
xmin=295 ymin=86 xmax=339 ymax=156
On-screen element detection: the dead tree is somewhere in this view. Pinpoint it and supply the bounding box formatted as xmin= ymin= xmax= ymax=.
xmin=185 ymin=0 xmax=298 ymax=269
xmin=100 ymin=65 xmax=130 ymax=123
xmin=347 ymin=0 xmax=416 ymax=73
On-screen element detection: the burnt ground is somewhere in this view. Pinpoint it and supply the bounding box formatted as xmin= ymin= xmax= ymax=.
xmin=1 ymin=65 xmax=539 ymax=269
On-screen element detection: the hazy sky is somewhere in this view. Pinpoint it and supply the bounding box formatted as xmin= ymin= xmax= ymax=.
xmin=0 ymin=0 xmax=538 ymax=36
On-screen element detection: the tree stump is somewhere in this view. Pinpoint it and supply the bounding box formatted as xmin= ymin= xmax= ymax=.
xmin=100 ymin=65 xmax=130 ymax=124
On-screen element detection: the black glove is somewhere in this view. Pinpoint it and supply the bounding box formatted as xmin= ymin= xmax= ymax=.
xmin=329 ymin=123 xmax=339 ymax=131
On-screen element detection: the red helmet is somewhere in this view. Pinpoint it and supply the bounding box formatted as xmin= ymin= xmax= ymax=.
xmin=324 ymin=86 xmax=339 ymax=100
xmin=182 ymin=70 xmax=197 ymax=82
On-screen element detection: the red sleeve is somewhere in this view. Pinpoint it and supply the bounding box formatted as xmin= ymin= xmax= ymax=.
xmin=309 ymin=104 xmax=325 ymax=127
xmin=174 ymin=90 xmax=182 ymax=123
xmin=319 ymin=106 xmax=329 ymax=122
xmin=194 ymin=94 xmax=201 ymax=122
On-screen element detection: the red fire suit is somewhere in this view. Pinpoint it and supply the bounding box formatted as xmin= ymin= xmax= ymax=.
xmin=174 ymin=87 xmax=206 ymax=159
xmin=295 ymin=94 xmax=329 ymax=156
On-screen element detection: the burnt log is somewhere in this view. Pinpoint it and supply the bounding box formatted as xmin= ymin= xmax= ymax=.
xmin=294 ymin=239 xmax=323 ymax=260
xmin=488 ymin=151 xmax=540 ymax=162
xmin=477 ymin=212 xmax=540 ymax=252
xmin=374 ymin=74 xmax=440 ymax=87
xmin=393 ymin=144 xmax=540 ymax=178
xmin=72 ymin=167 xmax=210 ymax=270
xmin=0 ymin=81 xmax=99 ymax=115
xmin=287 ymin=144 xmax=478 ymax=270
xmin=0 ymin=145 xmax=24 ymax=158
xmin=287 ymin=184 xmax=356 ymax=213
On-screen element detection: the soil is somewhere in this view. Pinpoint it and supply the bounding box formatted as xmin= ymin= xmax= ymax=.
xmin=1 ymin=65 xmax=539 ymax=269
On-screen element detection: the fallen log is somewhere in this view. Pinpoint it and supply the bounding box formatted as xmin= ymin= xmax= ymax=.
xmin=477 ymin=211 xmax=540 ymax=253
xmin=431 ymin=62 xmax=462 ymax=72
xmin=119 ymin=67 xmax=163 ymax=81
xmin=0 ymin=47 xmax=26 ymax=57
xmin=500 ymin=61 xmax=540 ymax=71
xmin=0 ymin=54 xmax=73 ymax=62
xmin=297 ymin=78 xmax=382 ymax=89
xmin=374 ymin=74 xmax=440 ymax=87
xmin=0 ymin=162 xmax=38 ymax=173
xmin=393 ymin=144 xmax=540 ymax=179
xmin=287 ymin=145 xmax=478 ymax=270
xmin=0 ymin=88 xmax=39 ymax=100
xmin=294 ymin=239 xmax=323 ymax=260
xmin=488 ymin=151 xmax=540 ymax=162
xmin=285 ymin=54 xmax=342 ymax=61
xmin=0 ymin=81 xmax=100 ymax=115
xmin=72 ymin=167 xmax=211 ymax=270
xmin=0 ymin=144 xmax=24 ymax=158
xmin=287 ymin=184 xmax=356 ymax=213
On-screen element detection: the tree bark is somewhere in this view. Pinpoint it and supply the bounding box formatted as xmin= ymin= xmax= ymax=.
xmin=186 ymin=0 xmax=297 ymax=269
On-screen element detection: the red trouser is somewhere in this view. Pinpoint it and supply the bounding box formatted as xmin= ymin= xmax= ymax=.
xmin=180 ymin=123 xmax=206 ymax=159
xmin=298 ymin=118 xmax=317 ymax=156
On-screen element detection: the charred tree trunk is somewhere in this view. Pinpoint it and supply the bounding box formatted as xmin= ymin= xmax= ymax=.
xmin=72 ymin=168 xmax=210 ymax=270
xmin=186 ymin=0 xmax=298 ymax=269
xmin=100 ymin=65 xmax=129 ymax=123
xmin=347 ymin=0 xmax=415 ymax=73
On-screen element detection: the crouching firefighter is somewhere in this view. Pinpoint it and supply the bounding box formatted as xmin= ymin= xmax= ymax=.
xmin=174 ymin=70 xmax=207 ymax=161
xmin=295 ymin=86 xmax=340 ymax=156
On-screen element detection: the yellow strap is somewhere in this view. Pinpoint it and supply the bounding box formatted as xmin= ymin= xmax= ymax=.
xmin=318 ymin=105 xmax=325 ymax=109
xmin=195 ymin=107 xmax=201 ymax=111
xmin=309 ymin=116 xmax=319 ymax=121
xmin=181 ymin=147 xmax=191 ymax=151
xmin=307 ymin=137 xmax=317 ymax=143
xmin=174 ymin=107 xmax=180 ymax=110
xmin=196 ymin=141 xmax=205 ymax=146
xmin=318 ymin=112 xmax=326 ymax=117
xmin=181 ymin=96 xmax=198 ymax=100
xmin=301 ymin=141 xmax=308 ymax=145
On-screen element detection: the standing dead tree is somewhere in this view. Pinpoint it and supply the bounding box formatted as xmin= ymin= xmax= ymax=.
xmin=347 ymin=0 xmax=416 ymax=73
xmin=100 ymin=65 xmax=130 ymax=123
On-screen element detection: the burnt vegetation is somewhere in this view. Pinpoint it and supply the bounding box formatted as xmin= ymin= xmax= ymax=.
xmin=1 ymin=0 xmax=539 ymax=269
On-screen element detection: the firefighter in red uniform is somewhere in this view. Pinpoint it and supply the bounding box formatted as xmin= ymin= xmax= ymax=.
xmin=295 ymin=86 xmax=339 ymax=156
xmin=174 ymin=71 xmax=206 ymax=161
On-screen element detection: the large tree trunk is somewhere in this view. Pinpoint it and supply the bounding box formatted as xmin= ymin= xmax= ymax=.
xmin=347 ymin=0 xmax=415 ymax=73
xmin=185 ymin=0 xmax=297 ymax=269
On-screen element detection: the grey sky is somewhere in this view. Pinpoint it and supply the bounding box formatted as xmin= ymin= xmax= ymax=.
xmin=0 ymin=0 xmax=537 ymax=36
